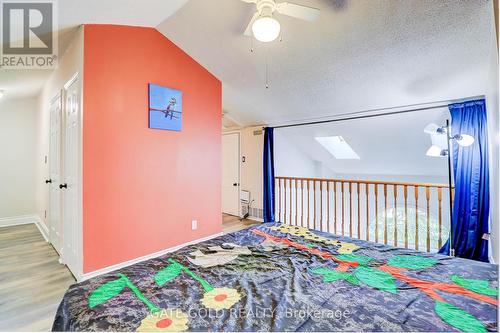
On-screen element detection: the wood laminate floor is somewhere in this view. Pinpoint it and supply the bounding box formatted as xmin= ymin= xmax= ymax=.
xmin=0 ymin=224 xmax=75 ymax=332
xmin=222 ymin=213 xmax=260 ymax=233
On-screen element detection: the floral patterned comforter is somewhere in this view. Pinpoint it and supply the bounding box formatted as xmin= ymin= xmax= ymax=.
xmin=52 ymin=223 xmax=498 ymax=332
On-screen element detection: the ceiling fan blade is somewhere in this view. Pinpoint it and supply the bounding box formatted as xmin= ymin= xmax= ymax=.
xmin=244 ymin=12 xmax=260 ymax=36
xmin=276 ymin=2 xmax=320 ymax=22
xmin=240 ymin=0 xmax=258 ymax=3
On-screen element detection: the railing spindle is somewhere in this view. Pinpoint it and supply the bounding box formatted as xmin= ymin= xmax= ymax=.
xmin=393 ymin=185 xmax=398 ymax=247
xmin=426 ymin=186 xmax=431 ymax=252
xmin=290 ymin=179 xmax=293 ymax=225
xmin=275 ymin=178 xmax=278 ymax=222
xmin=334 ymin=182 xmax=337 ymax=234
xmin=357 ymin=183 xmax=361 ymax=239
xmin=320 ymin=181 xmax=323 ymax=231
xmin=375 ymin=185 xmax=379 ymax=244
xmin=300 ymin=180 xmax=304 ymax=227
xmin=341 ymin=182 xmax=345 ymax=236
xmin=278 ymin=178 xmax=282 ymax=222
xmin=415 ymin=186 xmax=419 ymax=251
xmin=365 ymin=183 xmax=369 ymax=241
xmin=283 ymin=179 xmax=286 ymax=224
xmin=384 ymin=184 xmax=388 ymax=245
xmin=327 ymin=182 xmax=330 ymax=233
xmin=349 ymin=182 xmax=353 ymax=237
xmin=295 ymin=179 xmax=299 ymax=225
xmin=313 ymin=180 xmax=317 ymax=229
xmin=438 ymin=187 xmax=443 ymax=249
xmin=307 ymin=180 xmax=311 ymax=228
xmin=404 ymin=185 xmax=408 ymax=249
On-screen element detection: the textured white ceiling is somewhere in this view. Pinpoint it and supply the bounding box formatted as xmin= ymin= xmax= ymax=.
xmin=158 ymin=0 xmax=495 ymax=126
xmin=0 ymin=0 xmax=188 ymax=99
xmin=58 ymin=0 xmax=187 ymax=30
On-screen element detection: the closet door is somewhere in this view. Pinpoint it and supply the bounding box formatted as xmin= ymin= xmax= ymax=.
xmin=61 ymin=75 xmax=81 ymax=276
xmin=48 ymin=94 xmax=63 ymax=254
xmin=222 ymin=133 xmax=240 ymax=216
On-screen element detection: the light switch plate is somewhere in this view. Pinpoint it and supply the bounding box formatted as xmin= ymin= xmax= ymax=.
xmin=192 ymin=220 xmax=198 ymax=230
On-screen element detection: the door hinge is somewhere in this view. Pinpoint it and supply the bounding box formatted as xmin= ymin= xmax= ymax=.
xmin=45 ymin=210 xmax=47 ymax=219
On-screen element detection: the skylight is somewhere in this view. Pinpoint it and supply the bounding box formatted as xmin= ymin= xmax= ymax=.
xmin=315 ymin=136 xmax=360 ymax=160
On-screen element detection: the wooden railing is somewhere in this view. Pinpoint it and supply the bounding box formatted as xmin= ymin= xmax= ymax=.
xmin=275 ymin=176 xmax=454 ymax=253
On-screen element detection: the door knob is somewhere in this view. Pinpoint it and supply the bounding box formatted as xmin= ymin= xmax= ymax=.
xmin=233 ymin=183 xmax=239 ymax=186
xmin=59 ymin=183 xmax=68 ymax=189
xmin=45 ymin=179 xmax=52 ymax=184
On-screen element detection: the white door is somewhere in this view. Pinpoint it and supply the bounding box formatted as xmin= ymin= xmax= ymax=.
xmin=61 ymin=75 xmax=80 ymax=276
xmin=48 ymin=94 xmax=63 ymax=254
xmin=222 ymin=133 xmax=240 ymax=216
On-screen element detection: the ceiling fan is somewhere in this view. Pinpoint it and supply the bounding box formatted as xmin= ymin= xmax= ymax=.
xmin=241 ymin=0 xmax=320 ymax=42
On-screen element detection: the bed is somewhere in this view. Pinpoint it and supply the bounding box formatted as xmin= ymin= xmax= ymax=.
xmin=53 ymin=223 xmax=498 ymax=332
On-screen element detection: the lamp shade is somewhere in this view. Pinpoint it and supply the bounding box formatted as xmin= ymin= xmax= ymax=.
xmin=424 ymin=123 xmax=440 ymax=134
xmin=456 ymin=134 xmax=474 ymax=147
xmin=252 ymin=16 xmax=281 ymax=42
xmin=426 ymin=145 xmax=443 ymax=157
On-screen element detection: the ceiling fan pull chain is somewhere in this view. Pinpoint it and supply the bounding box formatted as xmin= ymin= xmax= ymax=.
xmin=265 ymin=50 xmax=270 ymax=89
xmin=250 ymin=36 xmax=254 ymax=53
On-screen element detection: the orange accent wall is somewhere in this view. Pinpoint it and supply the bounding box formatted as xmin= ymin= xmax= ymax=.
xmin=83 ymin=25 xmax=222 ymax=273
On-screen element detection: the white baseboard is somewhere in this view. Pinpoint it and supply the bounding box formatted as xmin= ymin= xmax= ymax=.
xmin=34 ymin=216 xmax=49 ymax=242
xmin=248 ymin=216 xmax=263 ymax=223
xmin=0 ymin=214 xmax=49 ymax=242
xmin=80 ymin=232 xmax=224 ymax=281
xmin=0 ymin=214 xmax=37 ymax=227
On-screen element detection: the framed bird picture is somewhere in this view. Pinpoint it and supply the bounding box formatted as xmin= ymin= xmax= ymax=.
xmin=148 ymin=83 xmax=183 ymax=131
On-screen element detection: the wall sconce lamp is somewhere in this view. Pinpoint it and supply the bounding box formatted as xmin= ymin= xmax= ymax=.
xmin=423 ymin=120 xmax=474 ymax=257
xmin=424 ymin=122 xmax=474 ymax=157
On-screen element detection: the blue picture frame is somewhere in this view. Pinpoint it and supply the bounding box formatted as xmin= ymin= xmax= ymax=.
xmin=148 ymin=83 xmax=182 ymax=131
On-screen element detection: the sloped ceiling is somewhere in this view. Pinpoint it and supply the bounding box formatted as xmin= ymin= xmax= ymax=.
xmin=158 ymin=0 xmax=494 ymax=126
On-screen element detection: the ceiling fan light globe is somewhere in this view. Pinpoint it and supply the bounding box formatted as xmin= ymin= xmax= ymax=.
xmin=252 ymin=16 xmax=280 ymax=42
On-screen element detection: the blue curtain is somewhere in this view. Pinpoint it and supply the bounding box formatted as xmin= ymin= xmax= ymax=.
xmin=263 ymin=127 xmax=275 ymax=223
xmin=439 ymin=99 xmax=490 ymax=262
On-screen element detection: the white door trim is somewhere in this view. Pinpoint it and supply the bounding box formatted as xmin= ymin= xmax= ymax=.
xmin=61 ymin=72 xmax=83 ymax=280
xmin=48 ymin=91 xmax=63 ymax=254
xmin=222 ymin=131 xmax=241 ymax=218
xmin=77 ymin=71 xmax=84 ymax=280
xmin=64 ymin=72 xmax=79 ymax=90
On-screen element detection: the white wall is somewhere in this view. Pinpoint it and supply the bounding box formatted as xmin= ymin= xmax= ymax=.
xmin=486 ymin=3 xmax=499 ymax=263
xmin=0 ymin=98 xmax=38 ymax=218
xmin=240 ymin=126 xmax=264 ymax=214
xmin=35 ymin=26 xmax=84 ymax=228
xmin=275 ymin=133 xmax=323 ymax=178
